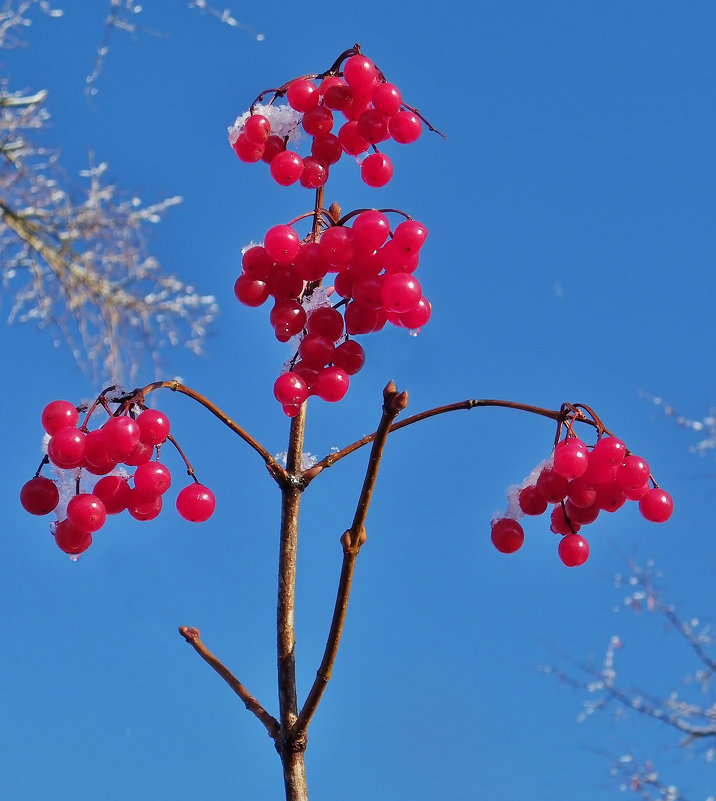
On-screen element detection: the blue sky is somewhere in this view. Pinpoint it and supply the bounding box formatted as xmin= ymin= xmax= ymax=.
xmin=2 ymin=2 xmax=715 ymax=799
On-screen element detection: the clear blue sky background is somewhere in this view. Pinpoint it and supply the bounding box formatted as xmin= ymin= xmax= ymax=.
xmin=2 ymin=2 xmax=714 ymax=799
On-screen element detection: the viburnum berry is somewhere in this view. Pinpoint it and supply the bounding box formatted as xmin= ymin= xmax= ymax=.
xmin=322 ymin=80 xmax=354 ymax=112
xmin=566 ymin=477 xmax=597 ymax=508
xmin=360 ymin=152 xmax=393 ymax=187
xmin=233 ymin=133 xmax=264 ymax=162
xmin=48 ymin=427 xmax=86 ymax=469
xmin=136 ymin=409 xmax=171 ymax=446
xmin=491 ymin=518 xmax=524 ymax=554
xmin=312 ymin=366 xmax=350 ymax=402
xmin=264 ymin=224 xmax=301 ymax=266
xmin=124 ymin=439 xmax=154 ymax=467
xmin=337 ymin=121 xmax=370 ymax=156
xmin=392 ymin=297 xmax=431 ymax=329
xmin=286 ymin=78 xmax=319 ymax=112
xmin=639 ymin=488 xmax=673 ymax=523
xmin=234 ymin=275 xmax=270 ymax=307
xmin=351 ymin=209 xmax=391 ymax=251
xmin=518 ymin=485 xmax=548 ymax=516
xmin=389 ymin=110 xmax=422 ymax=143
xmin=299 ymin=156 xmax=329 ymax=189
xmin=103 ymin=416 xmax=141 ymax=462
xmin=20 ymin=476 xmax=59 ymax=515
xmin=83 ymin=429 xmax=116 ymax=474
xmin=261 ymin=135 xmax=286 ymax=164
xmin=381 ymin=273 xmax=422 ymax=313
xmin=307 ymin=306 xmax=344 ymax=340
xmin=298 ymin=333 xmax=335 ymax=368
xmin=243 ymin=114 xmax=271 ymax=144
xmin=41 ymin=400 xmax=79 ymax=435
xmin=343 ymin=54 xmax=379 ymax=92
xmin=535 ymin=467 xmax=569 ymax=503
xmin=269 ymin=151 xmax=304 ymax=186
xmin=615 ymin=454 xmax=651 ymax=491
xmin=550 ymin=504 xmax=580 ymax=536
xmin=311 ymin=133 xmax=343 ymax=165
xmin=128 ymin=491 xmax=163 ymax=522
xmin=293 ymin=243 xmax=329 ymax=282
xmin=372 ymin=82 xmax=402 ymax=116
xmin=332 ymin=340 xmax=366 ymax=375
xmin=270 ymin=299 xmax=307 ymax=341
xmin=302 ymin=106 xmax=334 ymax=137
xmin=319 ymin=225 xmax=354 ymax=268
xmin=552 ymin=437 xmax=589 ymax=479
xmin=176 ymin=484 xmax=216 ymax=523
xmin=590 ymin=436 xmax=627 ymax=468
xmin=564 ymin=499 xmax=600 ymax=525
xmin=274 ymin=372 xmax=309 ymax=406
xmin=134 ymin=462 xmax=172 ymax=496
xmin=558 ymin=533 xmax=590 ymax=567
xmin=54 ymin=519 xmax=92 ymax=556
xmin=357 ymin=109 xmax=390 ymax=143
xmin=594 ymin=480 xmax=626 ymax=513
xmin=93 ymin=475 xmax=131 ymax=515
xmin=67 ymin=493 xmax=107 ymax=533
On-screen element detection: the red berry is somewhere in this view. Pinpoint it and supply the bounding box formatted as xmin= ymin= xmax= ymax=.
xmin=124 ymin=439 xmax=154 ymax=467
xmin=553 ymin=437 xmax=589 ymax=479
xmin=83 ymin=428 xmax=115 ymax=474
xmin=243 ymin=114 xmax=271 ymax=144
xmin=343 ymin=55 xmax=378 ymax=92
xmin=299 ymin=156 xmax=329 ymax=188
xmin=54 ymin=519 xmax=92 ymax=555
xmin=564 ymin=499 xmax=600 ymax=525
xmin=302 ymin=106 xmax=334 ymax=136
xmin=393 ymin=297 xmax=431 ymax=329
xmin=232 ymin=133 xmax=264 ymax=162
xmin=136 ymin=409 xmax=171 ymax=446
xmin=615 ymin=454 xmax=651 ymax=491
xmin=269 ymin=151 xmax=304 ymax=186
xmin=286 ymin=79 xmax=320 ymax=112
xmin=48 ymin=427 xmax=86 ymax=469
xmin=270 ymin=299 xmax=307 ymax=341
xmin=293 ymin=243 xmax=329 ymax=282
xmin=311 ymin=133 xmax=343 ymax=165
xmin=535 ymin=467 xmax=569 ymax=503
xmin=274 ymin=372 xmax=309 ymax=406
xmin=323 ymin=80 xmax=354 ymax=112
xmin=298 ymin=333 xmax=335 ymax=368
xmin=319 ymin=225 xmax=354 ymax=268
xmin=332 ymin=340 xmax=365 ymax=375
xmin=127 ymin=491 xmax=162 ymax=521
xmin=590 ymin=436 xmax=627 ymax=468
xmin=261 ymin=135 xmax=286 ymax=164
xmin=357 ymin=109 xmax=390 ymax=143
xmin=242 ymin=245 xmax=274 ymax=279
xmin=67 ymin=493 xmax=107 ymax=533
xmin=389 ymin=110 xmax=422 ymax=143
xmin=264 ymin=224 xmax=301 ymax=266
xmin=234 ymin=274 xmax=270 ymax=307
xmin=558 ymin=533 xmax=590 ymax=567
xmin=312 ymin=366 xmax=350 ymax=402
xmin=134 ymin=461 xmax=172 ymax=496
xmin=307 ymin=306 xmax=344 ymax=340
xmin=176 ymin=484 xmax=216 ymax=523
xmin=372 ymin=82 xmax=402 ymax=116
xmin=381 ymin=273 xmax=422 ymax=313
xmin=518 ymin=485 xmax=547 ymax=516
xmin=103 ymin=416 xmax=141 ymax=463
xmin=550 ymin=504 xmax=581 ymax=536
xmin=20 ymin=476 xmax=59 ymax=515
xmin=93 ymin=475 xmax=131 ymax=515
xmin=338 ymin=121 xmax=370 ymax=156
xmin=639 ymin=488 xmax=673 ymax=523
xmin=594 ymin=480 xmax=626 ymax=513
xmin=41 ymin=400 xmax=78 ymax=435
xmin=268 ymin=266 xmax=303 ymax=300
xmin=351 ymin=209 xmax=390 ymax=251
xmin=491 ymin=518 xmax=524 ymax=554
xmin=360 ymin=152 xmax=393 ymax=187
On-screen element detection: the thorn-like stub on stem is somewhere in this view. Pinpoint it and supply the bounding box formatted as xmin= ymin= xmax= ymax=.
xmin=179 ymin=625 xmax=201 ymax=642
xmin=328 ymin=201 xmax=341 ymax=223
xmin=303 ymin=463 xmax=324 ymax=482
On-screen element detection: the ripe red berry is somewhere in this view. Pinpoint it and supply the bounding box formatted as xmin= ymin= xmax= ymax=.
xmin=550 ymin=504 xmax=581 ymax=536
xmin=264 ymin=224 xmax=301 ymax=266
xmin=261 ymin=135 xmax=286 ymax=164
xmin=20 ymin=476 xmax=60 ymax=515
xmin=590 ymin=436 xmax=627 ymax=468
xmin=558 ymin=533 xmax=590 ymax=567
xmin=134 ymin=461 xmax=172 ymax=496
xmin=234 ymin=275 xmax=270 ymax=307
xmin=312 ymin=366 xmax=350 ymax=402
xmin=302 ymin=106 xmax=334 ymax=137
xmin=491 ymin=518 xmax=524 ymax=554
xmin=343 ymin=55 xmax=378 ymax=93
xmin=332 ymin=340 xmax=366 ymax=375
xmin=535 ymin=467 xmax=569 ymax=503
xmin=393 ymin=297 xmax=431 ymax=329
xmin=286 ymin=78 xmax=320 ymax=112
xmin=176 ymin=484 xmax=216 ymax=522
xmin=311 ymin=133 xmax=343 ymax=165
xmin=307 ymin=306 xmax=344 ymax=340
xmin=639 ymin=488 xmax=673 ymax=523
xmin=360 ymin=152 xmax=393 ymax=187
xmin=293 ymin=243 xmax=329 ymax=282
xmin=518 ymin=485 xmax=548 ymax=516
xmin=124 ymin=439 xmax=154 ymax=467
xmin=127 ymin=491 xmax=162 ymax=521
xmin=337 ymin=121 xmax=369 ymax=155
xmin=269 ymin=151 xmax=304 ymax=186
xmin=54 ymin=519 xmax=92 ymax=555
xmin=82 ymin=429 xmax=116 ymax=474
xmin=615 ymin=454 xmax=651 ymax=491
xmin=299 ymin=156 xmax=329 ymax=188
xmin=136 ymin=409 xmax=171 ymax=446
xmin=389 ymin=110 xmax=422 ymax=143
xmin=594 ymin=480 xmax=626 ymax=513
xmin=243 ymin=114 xmax=271 ymax=144
xmin=270 ymin=299 xmax=307 ymax=341
xmin=553 ymin=437 xmax=589 ymax=479
xmin=357 ymin=109 xmax=390 ymax=143
xmin=566 ymin=477 xmax=597 ymax=508
xmin=67 ymin=493 xmax=107 ymax=533
xmin=103 ymin=416 xmax=141 ymax=463
xmin=41 ymin=400 xmax=79 ymax=435
xmin=372 ymin=82 xmax=402 ymax=116
xmin=274 ymin=372 xmax=309 ymax=406
xmin=319 ymin=225 xmax=354 ymax=268
xmin=564 ymin=499 xmax=600 ymax=525
xmin=298 ymin=333 xmax=335 ymax=368
xmin=232 ymin=133 xmax=264 ymax=162
xmin=93 ymin=475 xmax=131 ymax=515
xmin=351 ymin=209 xmax=391 ymax=251
xmin=381 ymin=273 xmax=422 ymax=313
xmin=48 ymin=427 xmax=86 ymax=469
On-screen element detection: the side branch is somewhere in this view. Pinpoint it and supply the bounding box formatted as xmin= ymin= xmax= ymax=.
xmin=178 ymin=626 xmax=280 ymax=740
xmin=304 ymin=398 xmax=584 ymax=482
xmin=131 ymin=381 xmax=289 ymax=485
xmin=294 ymin=382 xmax=407 ymax=737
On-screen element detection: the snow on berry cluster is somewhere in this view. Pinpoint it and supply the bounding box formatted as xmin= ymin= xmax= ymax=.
xmin=235 ymin=211 xmax=431 ymax=416
xmin=20 ymin=399 xmax=215 ymax=558
xmin=228 ymin=51 xmax=426 ymax=188
xmin=490 ymin=435 xmax=673 ymax=567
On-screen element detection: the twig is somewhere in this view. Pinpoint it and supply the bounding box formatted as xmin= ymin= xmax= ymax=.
xmin=294 ymin=381 xmax=408 ymax=737
xmin=178 ymin=626 xmax=280 ymax=740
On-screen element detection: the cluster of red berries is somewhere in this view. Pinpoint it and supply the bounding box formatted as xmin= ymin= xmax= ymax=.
xmin=20 ymin=399 xmax=216 ymax=557
xmin=490 ymin=435 xmax=673 ymax=567
xmin=235 ymin=210 xmax=431 ymax=416
xmin=230 ymin=51 xmax=425 ymax=188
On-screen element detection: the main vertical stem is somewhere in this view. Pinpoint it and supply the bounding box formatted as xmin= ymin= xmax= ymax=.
xmin=277 ymin=404 xmax=308 ymax=801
